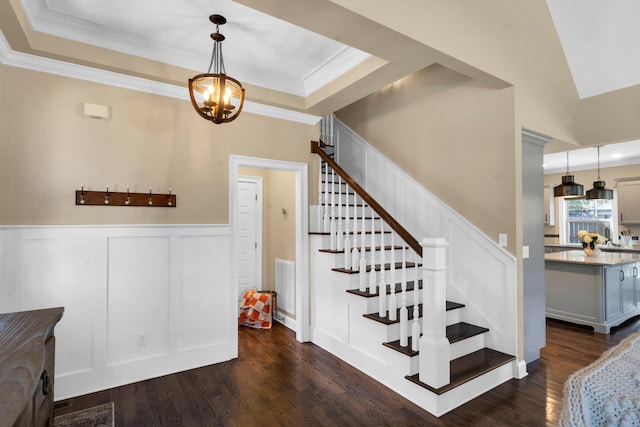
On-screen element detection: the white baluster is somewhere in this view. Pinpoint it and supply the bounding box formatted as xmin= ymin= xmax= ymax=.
xmin=378 ymin=220 xmax=386 ymax=318
xmin=412 ymin=302 xmax=421 ymax=351
xmin=344 ymin=183 xmax=351 ymax=270
xmin=400 ymin=245 xmax=408 ymax=347
xmin=318 ymin=159 xmax=322 ymax=206
xmin=352 ymin=194 xmax=359 ymax=272
xmin=411 ymin=250 xmax=420 ymax=351
xmin=358 ymin=199 xmax=367 ymax=292
xmin=323 ymin=161 xmax=329 ymax=232
xmin=329 ymin=170 xmax=336 ymax=250
xmin=414 ymin=251 xmax=420 ymax=305
xmin=369 ymin=208 xmax=377 ymax=294
xmin=330 ymin=113 xmax=334 ymax=146
xmin=336 ymin=176 xmax=343 ymax=252
xmin=388 ymin=231 xmax=397 ymax=321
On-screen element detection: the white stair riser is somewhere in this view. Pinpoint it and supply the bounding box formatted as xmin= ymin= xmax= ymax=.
xmin=382 ymin=345 xmax=420 ymax=376
xmin=323 ymin=253 xmax=418 ymax=274
xmin=319 ymin=233 xmax=413 ymax=250
xmin=450 ymin=333 xmax=486 ymax=360
xmin=321 ymin=218 xmax=383 ymax=231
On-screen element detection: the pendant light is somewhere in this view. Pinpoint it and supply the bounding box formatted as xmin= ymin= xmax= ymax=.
xmin=554 ymin=151 xmax=584 ymax=198
xmin=586 ymin=146 xmax=613 ymax=200
xmin=188 ymin=14 xmax=245 ymax=124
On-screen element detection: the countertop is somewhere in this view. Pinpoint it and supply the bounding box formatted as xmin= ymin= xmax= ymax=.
xmin=545 ymin=243 xmax=640 ymax=253
xmin=545 ymin=250 xmax=640 ymax=266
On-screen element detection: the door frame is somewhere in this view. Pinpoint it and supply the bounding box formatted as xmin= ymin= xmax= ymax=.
xmin=230 ymin=155 xmax=309 ymax=343
xmin=237 ymin=175 xmax=263 ymax=294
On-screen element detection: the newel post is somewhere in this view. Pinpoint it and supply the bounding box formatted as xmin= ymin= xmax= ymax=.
xmin=419 ymin=237 xmax=450 ymax=388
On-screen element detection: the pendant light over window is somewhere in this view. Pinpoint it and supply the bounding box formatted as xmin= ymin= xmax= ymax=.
xmin=554 ymin=152 xmax=584 ymax=198
xmin=586 ymin=146 xmax=613 ymax=200
xmin=188 ymin=15 xmax=245 ymax=124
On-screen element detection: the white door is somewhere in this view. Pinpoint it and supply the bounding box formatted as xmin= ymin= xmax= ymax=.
xmin=237 ymin=178 xmax=262 ymax=310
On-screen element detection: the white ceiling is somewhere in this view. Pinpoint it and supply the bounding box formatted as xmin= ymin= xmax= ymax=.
xmin=24 ymin=0 xmax=369 ymax=97
xmin=543 ymin=140 xmax=640 ymax=174
xmin=546 ymin=0 xmax=640 ymax=99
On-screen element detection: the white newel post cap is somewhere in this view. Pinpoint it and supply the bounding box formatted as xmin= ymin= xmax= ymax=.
xmin=421 ymin=237 xmax=449 ymax=270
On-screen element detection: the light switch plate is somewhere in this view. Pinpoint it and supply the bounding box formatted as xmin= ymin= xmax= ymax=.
xmin=523 ymin=246 xmax=529 ymax=258
xmin=499 ymin=233 xmax=508 ymax=247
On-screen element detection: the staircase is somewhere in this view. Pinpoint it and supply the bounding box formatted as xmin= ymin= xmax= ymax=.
xmin=309 ymin=135 xmax=517 ymax=416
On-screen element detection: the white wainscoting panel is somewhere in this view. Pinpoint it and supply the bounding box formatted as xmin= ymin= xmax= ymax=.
xmin=107 ymin=236 xmax=170 ymax=366
xmin=16 ymin=235 xmax=98 ymax=377
xmin=179 ymin=235 xmax=231 ymax=351
xmin=0 ymin=225 xmax=232 ymax=399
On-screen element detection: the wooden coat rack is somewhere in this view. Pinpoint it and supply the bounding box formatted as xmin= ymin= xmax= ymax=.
xmin=75 ymin=187 xmax=176 ymax=207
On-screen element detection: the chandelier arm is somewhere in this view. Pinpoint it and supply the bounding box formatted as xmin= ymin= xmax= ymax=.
xmin=206 ymin=43 xmax=216 ymax=74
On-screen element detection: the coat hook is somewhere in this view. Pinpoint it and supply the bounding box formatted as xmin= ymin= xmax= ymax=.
xmin=167 ymin=188 xmax=172 ymax=206
xmin=148 ymin=188 xmax=153 ymax=205
xmin=104 ymin=185 xmax=110 ymax=205
xmin=80 ymin=185 xmax=85 ymax=204
xmin=125 ymin=187 xmax=131 ymax=205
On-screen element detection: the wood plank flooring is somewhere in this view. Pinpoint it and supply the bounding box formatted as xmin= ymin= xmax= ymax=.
xmin=54 ymin=317 xmax=640 ymax=426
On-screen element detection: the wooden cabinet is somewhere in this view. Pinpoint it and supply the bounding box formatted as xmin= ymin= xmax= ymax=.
xmin=543 ymin=185 xmax=555 ymax=225
xmin=604 ymin=262 xmax=638 ymax=322
xmin=618 ymin=180 xmax=640 ymax=224
xmin=0 ymin=308 xmax=64 ymax=427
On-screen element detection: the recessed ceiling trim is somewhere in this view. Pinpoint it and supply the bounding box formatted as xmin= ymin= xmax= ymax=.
xmin=302 ymin=46 xmax=371 ymax=96
xmin=21 ymin=0 xmax=369 ymax=99
xmin=0 ymin=31 xmax=320 ymax=125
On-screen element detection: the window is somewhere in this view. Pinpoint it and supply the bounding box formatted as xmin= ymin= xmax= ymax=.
xmin=560 ymin=197 xmax=617 ymax=244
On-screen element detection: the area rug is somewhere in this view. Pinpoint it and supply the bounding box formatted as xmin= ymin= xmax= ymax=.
xmin=54 ymin=402 xmax=114 ymax=427
xmin=560 ymin=333 xmax=640 ymax=427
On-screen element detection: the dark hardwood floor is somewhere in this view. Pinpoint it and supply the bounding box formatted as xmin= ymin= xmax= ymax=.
xmin=54 ymin=317 xmax=640 ymax=426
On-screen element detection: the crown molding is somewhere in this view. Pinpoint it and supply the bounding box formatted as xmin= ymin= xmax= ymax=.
xmin=522 ymin=128 xmax=551 ymax=147
xmin=0 ymin=31 xmax=321 ymax=125
xmin=302 ymin=46 xmax=370 ymax=96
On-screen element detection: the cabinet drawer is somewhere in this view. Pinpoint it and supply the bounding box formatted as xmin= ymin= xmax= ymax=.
xmin=33 ymin=335 xmax=55 ymax=425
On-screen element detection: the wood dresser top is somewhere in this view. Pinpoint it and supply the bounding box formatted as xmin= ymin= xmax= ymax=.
xmin=0 ymin=307 xmax=64 ymax=425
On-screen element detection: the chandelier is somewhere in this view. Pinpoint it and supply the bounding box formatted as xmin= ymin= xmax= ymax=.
xmin=188 ymin=15 xmax=245 ymax=124
xmin=553 ymin=151 xmax=584 ymax=198
xmin=585 ymin=146 xmax=613 ymax=200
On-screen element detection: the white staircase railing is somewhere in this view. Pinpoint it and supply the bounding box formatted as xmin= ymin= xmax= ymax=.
xmin=312 ymin=136 xmax=451 ymax=389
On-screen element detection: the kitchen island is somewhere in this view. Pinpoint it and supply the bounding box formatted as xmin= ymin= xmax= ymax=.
xmin=545 ymin=250 xmax=640 ymax=333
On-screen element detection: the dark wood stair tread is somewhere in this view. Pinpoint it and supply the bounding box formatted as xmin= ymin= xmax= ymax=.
xmin=319 ymin=245 xmax=406 ymax=254
xmin=332 ymin=262 xmax=420 ymax=274
xmin=309 ymin=230 xmax=390 ymax=236
xmin=347 ymin=280 xmax=422 ymax=297
xmin=382 ymin=322 xmax=488 ymax=356
xmin=405 ymin=348 xmax=515 ymax=395
xmin=364 ymin=301 xmax=465 ymax=325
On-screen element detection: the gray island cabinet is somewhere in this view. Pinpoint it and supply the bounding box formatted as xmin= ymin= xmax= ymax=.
xmin=545 ymin=250 xmax=640 ymax=333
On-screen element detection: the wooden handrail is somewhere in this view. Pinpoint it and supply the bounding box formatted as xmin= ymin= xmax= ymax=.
xmin=311 ymin=140 xmax=422 ymax=257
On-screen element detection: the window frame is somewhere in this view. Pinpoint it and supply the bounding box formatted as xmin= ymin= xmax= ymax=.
xmin=558 ymin=191 xmax=618 ymax=245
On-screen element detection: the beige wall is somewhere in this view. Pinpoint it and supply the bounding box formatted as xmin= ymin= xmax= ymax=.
xmin=238 ymin=168 xmax=296 ymax=291
xmin=336 ymin=65 xmax=518 ymax=253
xmin=0 ymin=65 xmax=317 ymax=225
xmin=544 ymin=164 xmax=640 ymax=237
